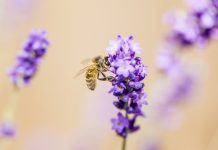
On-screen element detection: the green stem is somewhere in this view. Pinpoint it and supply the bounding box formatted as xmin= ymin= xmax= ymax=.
xmin=122 ymin=111 xmax=128 ymax=150
xmin=122 ymin=137 xmax=127 ymax=150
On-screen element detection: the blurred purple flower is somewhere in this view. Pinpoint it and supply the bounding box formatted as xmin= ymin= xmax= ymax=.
xmin=165 ymin=0 xmax=218 ymax=48
xmin=212 ymin=0 xmax=218 ymax=8
xmin=155 ymin=48 xmax=196 ymax=125
xmin=186 ymin=0 xmax=209 ymax=11
xmin=107 ymin=35 xmax=148 ymax=137
xmin=169 ymin=74 xmax=194 ymax=103
xmin=8 ymin=30 xmax=49 ymax=87
xmin=143 ymin=142 xmax=160 ymax=150
xmin=156 ymin=48 xmax=181 ymax=74
xmin=6 ymin=0 xmax=39 ymax=16
xmin=0 ymin=122 xmax=16 ymax=138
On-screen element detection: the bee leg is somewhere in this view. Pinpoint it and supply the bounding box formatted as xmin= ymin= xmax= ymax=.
xmin=97 ymin=71 xmax=114 ymax=82
xmin=106 ymin=76 xmax=115 ymax=82
xmin=101 ymin=72 xmax=114 ymax=82
xmin=97 ymin=72 xmax=107 ymax=81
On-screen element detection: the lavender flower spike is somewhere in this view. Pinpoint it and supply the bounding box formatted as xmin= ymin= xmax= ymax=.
xmin=8 ymin=30 xmax=49 ymax=87
xmin=107 ymin=35 xmax=148 ymax=149
xmin=165 ymin=0 xmax=218 ymax=48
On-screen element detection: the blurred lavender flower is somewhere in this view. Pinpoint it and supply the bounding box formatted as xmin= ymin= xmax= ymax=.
xmin=7 ymin=0 xmax=37 ymax=12
xmin=168 ymin=74 xmax=194 ymax=103
xmin=155 ymin=48 xmax=195 ymax=126
xmin=144 ymin=0 xmax=206 ymax=148
xmin=157 ymin=71 xmax=195 ymax=110
xmin=8 ymin=30 xmax=49 ymax=87
xmin=165 ymin=0 xmax=218 ymax=48
xmin=0 ymin=122 xmax=16 ymax=138
xmin=107 ymin=35 xmax=148 ymax=138
xmin=156 ymin=0 xmax=208 ymax=125
xmin=212 ymin=0 xmax=218 ymax=8
xmin=186 ymin=0 xmax=209 ymax=12
xmin=156 ymin=48 xmax=181 ymax=74
xmin=143 ymin=141 xmax=160 ymax=150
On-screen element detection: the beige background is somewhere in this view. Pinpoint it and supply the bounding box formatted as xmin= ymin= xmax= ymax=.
xmin=0 ymin=0 xmax=218 ymax=149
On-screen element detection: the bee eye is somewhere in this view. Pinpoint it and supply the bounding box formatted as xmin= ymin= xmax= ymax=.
xmin=104 ymin=56 xmax=110 ymax=66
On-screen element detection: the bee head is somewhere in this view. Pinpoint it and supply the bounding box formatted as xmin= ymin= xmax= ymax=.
xmin=92 ymin=56 xmax=102 ymax=63
xmin=104 ymin=56 xmax=110 ymax=66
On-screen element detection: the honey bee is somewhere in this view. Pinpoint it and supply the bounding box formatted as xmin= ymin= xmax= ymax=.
xmin=75 ymin=56 xmax=114 ymax=90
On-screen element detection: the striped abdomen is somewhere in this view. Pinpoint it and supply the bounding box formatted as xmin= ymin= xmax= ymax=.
xmin=85 ymin=67 xmax=97 ymax=90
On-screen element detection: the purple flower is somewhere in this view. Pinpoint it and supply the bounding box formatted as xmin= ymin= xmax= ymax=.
xmin=155 ymin=48 xmax=196 ymax=124
xmin=112 ymin=84 xmax=126 ymax=96
xmin=165 ymin=0 xmax=218 ymax=48
xmin=106 ymin=35 xmax=148 ymax=137
xmin=111 ymin=113 xmax=129 ymax=137
xmin=168 ymin=73 xmax=195 ymax=104
xmin=137 ymin=93 xmax=148 ymax=107
xmin=0 ymin=122 xmax=16 ymax=138
xmin=156 ymin=48 xmax=183 ymax=78
xmin=142 ymin=140 xmax=160 ymax=150
xmin=200 ymin=11 xmax=216 ymax=28
xmin=186 ymin=0 xmax=209 ymax=12
xmin=165 ymin=11 xmax=199 ymax=46
xmin=106 ymin=40 xmax=121 ymax=55
xmin=8 ymin=30 xmax=49 ymax=87
xmin=212 ymin=0 xmax=218 ymax=8
xmin=128 ymin=39 xmax=141 ymax=54
xmin=116 ymin=60 xmax=135 ymax=77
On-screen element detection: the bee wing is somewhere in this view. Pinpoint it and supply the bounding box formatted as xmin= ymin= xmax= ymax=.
xmin=80 ymin=55 xmax=102 ymax=65
xmin=74 ymin=64 xmax=96 ymax=78
xmin=81 ymin=58 xmax=93 ymax=65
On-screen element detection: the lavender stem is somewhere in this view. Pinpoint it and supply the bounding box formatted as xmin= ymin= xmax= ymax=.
xmin=122 ymin=136 xmax=127 ymax=150
xmin=122 ymin=112 xmax=128 ymax=150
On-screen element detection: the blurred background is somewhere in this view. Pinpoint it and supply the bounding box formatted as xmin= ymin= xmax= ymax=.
xmin=0 ymin=0 xmax=218 ymax=150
